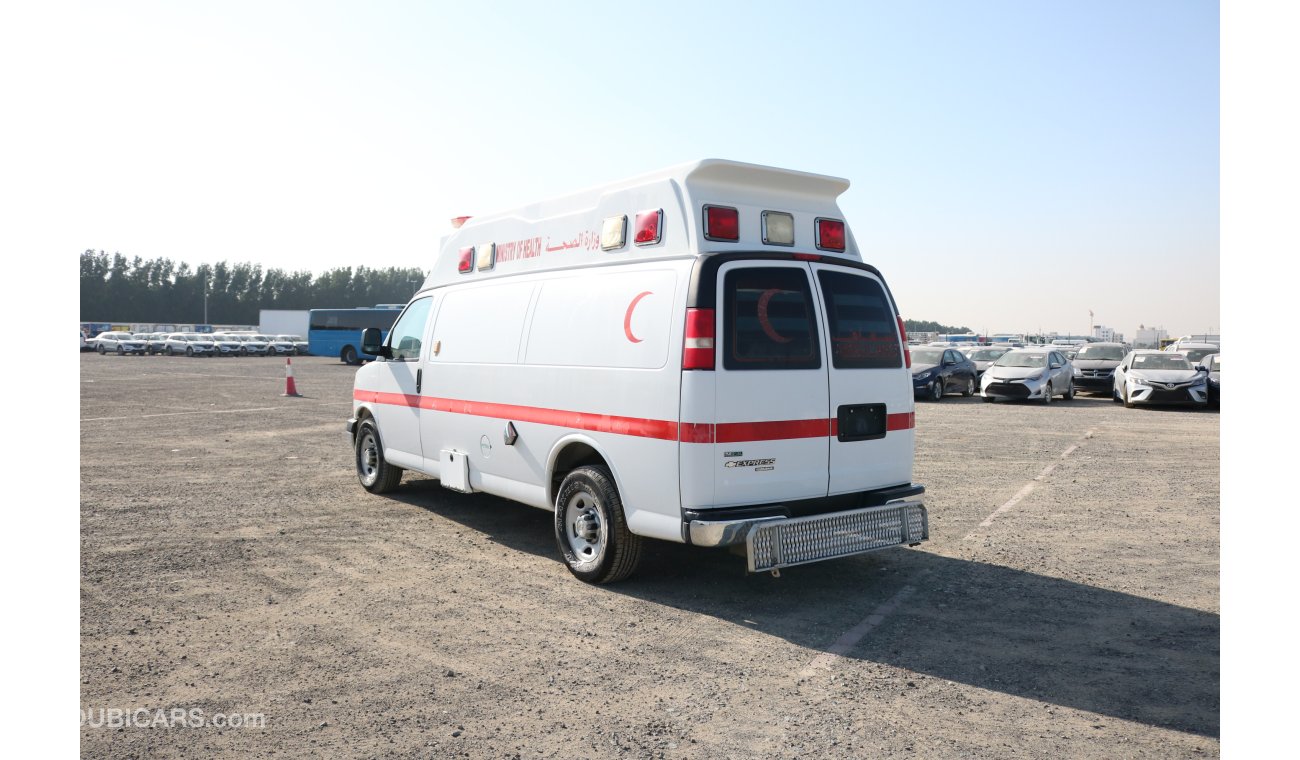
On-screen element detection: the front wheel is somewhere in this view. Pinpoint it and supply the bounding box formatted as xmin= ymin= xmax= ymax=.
xmin=554 ymin=465 xmax=642 ymax=584
xmin=96 ymin=344 xmax=105 ymax=355
xmin=116 ymin=345 xmax=124 ymax=355
xmin=929 ymin=379 xmax=943 ymax=401
xmin=341 ymin=345 xmax=358 ymax=365
xmin=1124 ymin=387 xmax=1135 ymax=409
xmin=185 ymin=346 xmax=193 ymax=357
xmin=1042 ymin=382 xmax=1053 ymax=404
xmin=355 ymin=418 xmax=402 ymax=493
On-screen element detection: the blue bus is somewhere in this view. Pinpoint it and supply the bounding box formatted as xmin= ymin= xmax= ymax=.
xmin=308 ymin=306 xmax=404 ymax=365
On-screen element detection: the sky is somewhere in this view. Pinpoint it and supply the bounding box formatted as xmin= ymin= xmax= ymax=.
xmin=8 ymin=0 xmax=1219 ymax=337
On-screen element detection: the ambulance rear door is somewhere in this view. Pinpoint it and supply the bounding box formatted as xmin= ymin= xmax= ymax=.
xmin=710 ymin=261 xmax=830 ymax=506
xmin=811 ymin=263 xmax=914 ymax=495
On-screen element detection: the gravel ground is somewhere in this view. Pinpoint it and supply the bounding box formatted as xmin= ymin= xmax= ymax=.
xmin=80 ymin=354 xmax=1219 ymax=758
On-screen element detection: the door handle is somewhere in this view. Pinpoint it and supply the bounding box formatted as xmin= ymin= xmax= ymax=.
xmin=416 ymin=368 xmax=422 ymax=394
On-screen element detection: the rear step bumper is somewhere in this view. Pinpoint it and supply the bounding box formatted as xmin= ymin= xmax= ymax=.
xmin=686 ymin=487 xmax=928 ymax=572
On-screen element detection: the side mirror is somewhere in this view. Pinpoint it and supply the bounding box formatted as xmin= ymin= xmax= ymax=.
xmin=361 ymin=327 xmax=390 ymax=359
xmin=1194 ymin=365 xmax=1207 ymax=372
xmin=1050 ymin=362 xmax=1062 ymax=369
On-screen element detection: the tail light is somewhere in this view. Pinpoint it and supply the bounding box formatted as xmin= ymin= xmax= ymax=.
xmin=897 ymin=315 xmax=911 ymax=368
xmin=683 ymin=308 xmax=715 ymax=370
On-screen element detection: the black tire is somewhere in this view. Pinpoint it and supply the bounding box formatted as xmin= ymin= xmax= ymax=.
xmin=185 ymin=346 xmax=193 ymax=357
xmin=167 ymin=346 xmax=174 ymax=356
xmin=962 ymin=377 xmax=975 ymax=397
xmin=1064 ymin=381 xmax=1075 ymax=401
xmin=116 ymin=345 xmax=124 ymax=355
xmin=354 ymin=418 xmax=402 ymax=493
xmin=1042 ymin=382 xmax=1053 ymax=404
xmin=289 ymin=347 xmax=298 ymax=356
xmin=554 ymin=465 xmax=642 ymax=584
xmin=929 ymin=379 xmax=943 ymax=401
xmin=1112 ymin=386 xmax=1122 ymax=403
xmin=1124 ymin=388 xmax=1135 ymax=409
xmin=96 ymin=344 xmax=106 ymax=355
xmin=341 ymin=345 xmax=359 ymax=365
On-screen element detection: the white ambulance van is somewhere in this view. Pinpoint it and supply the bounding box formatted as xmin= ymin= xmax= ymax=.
xmin=348 ymin=159 xmax=926 ymax=583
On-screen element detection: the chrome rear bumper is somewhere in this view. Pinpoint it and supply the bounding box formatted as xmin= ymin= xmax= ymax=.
xmin=688 ymin=500 xmax=929 ymax=573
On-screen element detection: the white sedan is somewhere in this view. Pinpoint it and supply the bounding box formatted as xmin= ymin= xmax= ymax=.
xmin=1113 ymin=350 xmax=1208 ymax=408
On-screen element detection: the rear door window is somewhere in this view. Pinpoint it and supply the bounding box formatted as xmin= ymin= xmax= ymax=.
xmin=815 ymin=270 xmax=902 ymax=369
xmin=723 ymin=267 xmax=820 ymax=370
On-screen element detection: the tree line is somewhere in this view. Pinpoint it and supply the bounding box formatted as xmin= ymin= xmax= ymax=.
xmin=80 ymin=250 xmax=427 ymax=325
xmin=904 ymin=319 xmax=973 ymax=334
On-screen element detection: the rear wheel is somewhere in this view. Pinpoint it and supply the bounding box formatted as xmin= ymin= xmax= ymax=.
xmin=1064 ymin=381 xmax=1075 ymax=401
xmin=554 ymin=465 xmax=642 ymax=584
xmin=355 ymin=418 xmax=402 ymax=493
xmin=341 ymin=345 xmax=358 ymax=365
xmin=962 ymin=377 xmax=975 ymax=397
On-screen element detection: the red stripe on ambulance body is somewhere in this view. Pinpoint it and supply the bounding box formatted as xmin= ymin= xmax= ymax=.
xmin=354 ymin=391 xmax=914 ymax=442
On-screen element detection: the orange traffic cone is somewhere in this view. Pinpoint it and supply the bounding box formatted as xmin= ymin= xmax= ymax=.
xmin=282 ymin=357 xmax=303 ymax=397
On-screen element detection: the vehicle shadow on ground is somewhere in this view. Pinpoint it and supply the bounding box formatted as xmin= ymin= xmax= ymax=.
xmin=391 ymin=481 xmax=1219 ymax=738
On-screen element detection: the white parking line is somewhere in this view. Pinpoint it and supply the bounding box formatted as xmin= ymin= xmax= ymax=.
xmin=964 ymin=428 xmax=1096 ymax=538
xmin=81 ymin=402 xmax=351 ymax=422
xmin=798 ymin=585 xmax=916 ymax=678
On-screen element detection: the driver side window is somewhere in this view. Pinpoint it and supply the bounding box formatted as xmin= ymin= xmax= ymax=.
xmin=388 ymin=297 xmax=434 ymax=361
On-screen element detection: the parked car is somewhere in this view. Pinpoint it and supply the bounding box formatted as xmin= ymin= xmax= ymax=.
xmin=965 ymin=346 xmax=1010 ymax=378
xmin=980 ymin=348 xmax=1074 ymax=403
xmin=94 ymin=332 xmax=147 ymax=355
xmin=163 ymin=333 xmax=216 ymax=356
xmin=1112 ymin=350 xmax=1208 ymax=409
xmin=145 ymin=332 xmax=171 ymax=355
xmin=1071 ymin=342 xmax=1129 ymax=394
xmin=1166 ymin=342 xmax=1219 ymax=365
xmin=209 ymin=334 xmax=246 ymax=357
xmin=911 ymin=347 xmax=978 ymax=400
xmin=80 ymin=330 xmax=89 ymax=352
xmin=1203 ymin=353 xmax=1220 ymax=408
xmin=275 ymin=335 xmax=309 ymax=355
xmin=255 ymin=334 xmax=289 ymax=356
xmin=233 ymin=334 xmax=271 ymax=356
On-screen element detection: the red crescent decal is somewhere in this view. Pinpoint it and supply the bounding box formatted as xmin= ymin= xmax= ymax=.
xmin=624 ymin=291 xmax=652 ymax=343
xmin=756 ymin=289 xmax=792 ymax=344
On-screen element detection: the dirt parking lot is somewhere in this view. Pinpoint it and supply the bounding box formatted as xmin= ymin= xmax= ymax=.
xmin=80 ymin=353 xmax=1219 ymax=758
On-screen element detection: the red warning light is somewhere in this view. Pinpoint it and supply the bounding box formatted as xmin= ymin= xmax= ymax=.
xmin=816 ymin=218 xmax=846 ymax=251
xmin=703 ymin=205 xmax=739 ymax=242
xmin=634 ymin=209 xmax=663 ymax=245
xmin=457 ymin=246 xmax=474 ymax=273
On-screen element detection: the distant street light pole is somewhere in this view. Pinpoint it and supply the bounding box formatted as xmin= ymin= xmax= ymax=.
xmin=203 ymin=274 xmax=209 ymax=325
